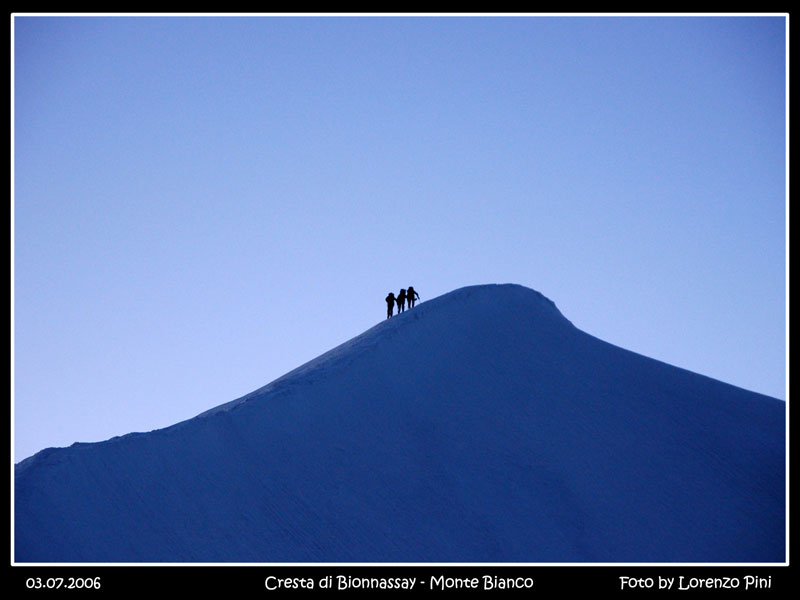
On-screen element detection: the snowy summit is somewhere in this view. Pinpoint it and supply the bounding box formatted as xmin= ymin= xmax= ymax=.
xmin=14 ymin=284 xmax=785 ymax=563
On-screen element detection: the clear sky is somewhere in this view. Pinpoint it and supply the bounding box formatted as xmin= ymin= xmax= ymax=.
xmin=13 ymin=14 xmax=787 ymax=461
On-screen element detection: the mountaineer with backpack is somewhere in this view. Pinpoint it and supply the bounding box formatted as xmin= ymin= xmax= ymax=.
xmin=385 ymin=292 xmax=396 ymax=319
xmin=397 ymin=288 xmax=407 ymax=313
xmin=407 ymin=286 xmax=420 ymax=308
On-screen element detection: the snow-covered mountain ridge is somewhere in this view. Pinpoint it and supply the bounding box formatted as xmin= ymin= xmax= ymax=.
xmin=14 ymin=284 xmax=785 ymax=563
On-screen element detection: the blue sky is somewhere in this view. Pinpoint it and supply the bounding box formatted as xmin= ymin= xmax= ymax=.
xmin=13 ymin=15 xmax=786 ymax=461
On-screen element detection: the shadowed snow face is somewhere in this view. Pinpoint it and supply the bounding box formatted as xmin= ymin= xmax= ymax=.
xmin=14 ymin=284 xmax=785 ymax=563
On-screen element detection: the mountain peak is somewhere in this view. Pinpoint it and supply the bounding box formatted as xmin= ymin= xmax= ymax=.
xmin=409 ymin=283 xmax=572 ymax=325
xmin=14 ymin=283 xmax=784 ymax=563
xmin=197 ymin=283 xmax=571 ymax=420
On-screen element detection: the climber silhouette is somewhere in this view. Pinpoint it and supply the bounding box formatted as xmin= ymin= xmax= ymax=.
xmin=385 ymin=292 xmax=396 ymax=319
xmin=397 ymin=288 xmax=407 ymax=313
xmin=407 ymin=286 xmax=420 ymax=308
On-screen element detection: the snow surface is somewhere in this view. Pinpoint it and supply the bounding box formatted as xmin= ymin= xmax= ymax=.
xmin=14 ymin=284 xmax=785 ymax=563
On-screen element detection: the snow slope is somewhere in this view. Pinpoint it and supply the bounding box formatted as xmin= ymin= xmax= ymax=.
xmin=14 ymin=284 xmax=785 ymax=563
